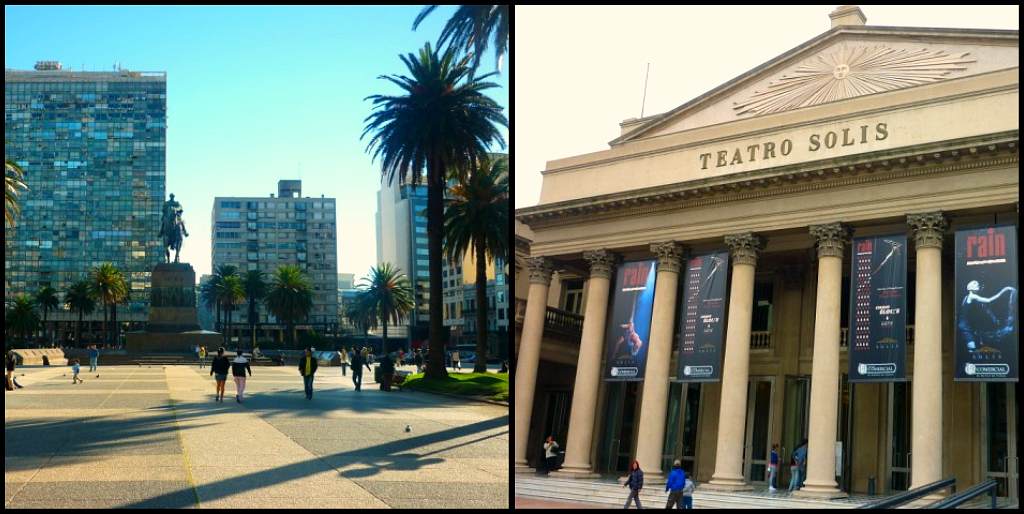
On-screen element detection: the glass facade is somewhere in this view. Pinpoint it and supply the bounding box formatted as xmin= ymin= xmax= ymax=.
xmin=5 ymin=68 xmax=167 ymax=323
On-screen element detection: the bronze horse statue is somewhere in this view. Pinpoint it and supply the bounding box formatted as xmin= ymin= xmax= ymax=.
xmin=159 ymin=196 xmax=189 ymax=263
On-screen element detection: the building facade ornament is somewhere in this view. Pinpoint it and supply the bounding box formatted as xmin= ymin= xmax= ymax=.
xmin=582 ymin=249 xmax=619 ymax=280
xmin=724 ymin=232 xmax=765 ymax=266
xmin=907 ymin=212 xmax=948 ymax=249
xmin=526 ymin=257 xmax=555 ymax=285
xmin=734 ymin=46 xmax=976 ymax=116
xmin=809 ymin=222 xmax=850 ymax=259
xmin=650 ymin=242 xmax=685 ymax=274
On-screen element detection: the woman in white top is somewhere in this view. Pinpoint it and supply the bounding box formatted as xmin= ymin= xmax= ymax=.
xmin=543 ymin=435 xmax=560 ymax=474
xmin=338 ymin=348 xmax=349 ymax=376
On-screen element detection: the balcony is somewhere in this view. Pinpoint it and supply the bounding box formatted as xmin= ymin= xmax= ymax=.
xmin=514 ymin=298 xmax=584 ymax=341
xmin=750 ymin=331 xmax=772 ymax=350
xmin=840 ymin=325 xmax=915 ymax=348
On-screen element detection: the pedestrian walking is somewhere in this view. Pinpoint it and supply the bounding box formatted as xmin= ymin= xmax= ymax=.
xmin=361 ymin=348 xmax=373 ymax=373
xmin=210 ymin=347 xmax=230 ymax=403
xmin=452 ymin=350 xmax=461 ymax=371
xmin=6 ymin=351 xmax=23 ymax=390
xmin=231 ymin=349 xmax=252 ymax=403
xmin=88 ymin=344 xmax=99 ymax=373
xmin=379 ymin=352 xmax=395 ymax=392
xmin=299 ymin=347 xmax=319 ymax=400
xmin=793 ymin=439 xmax=808 ymax=490
xmin=198 ymin=346 xmax=207 ymax=369
xmin=768 ymin=443 xmax=779 ymax=492
xmin=543 ymin=435 xmax=560 ymax=474
xmin=194 ymin=344 xmax=200 ymax=364
xmin=71 ymin=358 xmax=84 ymax=384
xmin=681 ymin=476 xmax=696 ymax=509
xmin=351 ymin=348 xmax=365 ymax=391
xmin=622 ymin=459 xmax=644 ymax=509
xmin=665 ymin=459 xmax=686 ymax=509
xmin=338 ymin=347 xmax=349 ymax=377
xmin=414 ymin=349 xmax=424 ymax=374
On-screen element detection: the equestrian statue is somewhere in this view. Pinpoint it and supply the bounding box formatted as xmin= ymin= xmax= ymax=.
xmin=159 ymin=193 xmax=189 ymax=263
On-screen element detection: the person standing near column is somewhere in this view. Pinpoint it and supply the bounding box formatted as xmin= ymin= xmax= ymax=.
xmin=542 ymin=435 xmax=560 ymax=475
xmin=768 ymin=443 xmax=780 ymax=492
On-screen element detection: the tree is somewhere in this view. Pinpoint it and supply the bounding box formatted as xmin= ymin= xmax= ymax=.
xmin=358 ymin=263 xmax=414 ymax=355
xmin=34 ymin=286 xmax=60 ymax=346
xmin=413 ymin=5 xmax=510 ymax=73
xmin=265 ymin=265 xmax=313 ymax=348
xmin=243 ymin=270 xmax=269 ymax=348
xmin=5 ymin=153 xmax=29 ymax=228
xmin=7 ymin=295 xmax=40 ymax=345
xmin=65 ymin=280 xmax=96 ymax=348
xmin=89 ymin=263 xmax=128 ymax=346
xmin=443 ymin=153 xmax=508 ymax=372
xmin=345 ymin=292 xmax=375 ymax=351
xmin=217 ymin=274 xmax=245 ymax=346
xmin=202 ymin=264 xmax=238 ymax=338
xmin=362 ymin=42 xmax=507 ymax=379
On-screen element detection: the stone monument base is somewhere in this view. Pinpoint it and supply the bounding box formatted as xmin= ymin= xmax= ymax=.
xmin=126 ymin=330 xmax=222 ymax=353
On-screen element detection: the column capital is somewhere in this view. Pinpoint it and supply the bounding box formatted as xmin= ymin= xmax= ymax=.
xmin=526 ymin=257 xmax=555 ymax=285
xmin=724 ymin=232 xmax=764 ymax=266
xmin=650 ymin=241 xmax=685 ymax=274
xmin=582 ymin=249 xmax=619 ymax=280
xmin=907 ymin=212 xmax=948 ymax=250
xmin=809 ymin=222 xmax=849 ymax=259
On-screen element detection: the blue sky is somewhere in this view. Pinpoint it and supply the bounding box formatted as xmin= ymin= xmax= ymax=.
xmin=4 ymin=5 xmax=509 ymax=279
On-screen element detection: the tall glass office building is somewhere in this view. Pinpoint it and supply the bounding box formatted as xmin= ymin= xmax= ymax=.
xmin=5 ymin=61 xmax=166 ymax=340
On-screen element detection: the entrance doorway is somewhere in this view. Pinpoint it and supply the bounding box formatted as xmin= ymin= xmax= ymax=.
xmin=663 ymin=382 xmax=702 ymax=476
xmin=597 ymin=381 xmax=641 ymax=474
xmin=887 ymin=381 xmax=912 ymax=492
xmin=539 ymin=389 xmax=571 ymax=464
xmin=781 ymin=376 xmax=810 ymax=487
xmin=982 ymin=382 xmax=1019 ymax=502
xmin=743 ymin=377 xmax=775 ymax=483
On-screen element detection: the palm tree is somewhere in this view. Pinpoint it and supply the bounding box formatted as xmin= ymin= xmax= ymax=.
xmin=34 ymin=286 xmax=60 ymax=346
xmin=346 ymin=292 xmax=375 ymax=351
xmin=5 ymin=152 xmax=29 ymax=228
xmin=443 ymin=154 xmax=508 ymax=373
xmin=265 ymin=265 xmax=314 ymax=348
xmin=362 ymin=42 xmax=507 ymax=379
xmin=202 ymin=264 xmax=238 ymax=337
xmin=65 ymin=280 xmax=96 ymax=348
xmin=242 ymin=270 xmax=269 ymax=348
xmin=7 ymin=295 xmax=40 ymax=345
xmin=217 ymin=274 xmax=245 ymax=346
xmin=89 ymin=263 xmax=128 ymax=346
xmin=413 ymin=5 xmax=510 ymax=73
xmin=358 ymin=263 xmax=415 ymax=355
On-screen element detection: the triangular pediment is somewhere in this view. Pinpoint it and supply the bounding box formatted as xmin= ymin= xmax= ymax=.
xmin=613 ymin=26 xmax=1018 ymax=145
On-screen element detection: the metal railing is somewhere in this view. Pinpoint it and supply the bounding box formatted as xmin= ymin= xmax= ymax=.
xmin=512 ymin=298 xmax=584 ymax=340
xmin=841 ymin=325 xmax=916 ymax=348
xmin=927 ymin=479 xmax=998 ymax=509
xmin=750 ymin=331 xmax=772 ymax=349
xmin=857 ymin=478 xmax=956 ymax=509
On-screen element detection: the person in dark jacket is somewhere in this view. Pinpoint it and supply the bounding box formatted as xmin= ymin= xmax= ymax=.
xmin=665 ymin=459 xmax=686 ymax=509
xmin=231 ymin=349 xmax=252 ymax=403
xmin=379 ymin=353 xmax=395 ymax=392
xmin=299 ymin=347 xmax=319 ymax=400
xmin=350 ymin=349 xmax=365 ymax=391
xmin=622 ymin=459 xmax=643 ymax=509
xmin=209 ymin=347 xmax=231 ymax=403
xmin=6 ymin=351 xmax=20 ymax=390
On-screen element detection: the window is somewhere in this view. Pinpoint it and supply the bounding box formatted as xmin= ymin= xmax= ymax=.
xmin=221 ymin=211 xmax=240 ymax=220
xmin=220 ymin=201 xmax=241 ymax=209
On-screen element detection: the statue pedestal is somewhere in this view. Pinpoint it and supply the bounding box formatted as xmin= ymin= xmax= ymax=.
xmin=127 ymin=262 xmax=221 ymax=353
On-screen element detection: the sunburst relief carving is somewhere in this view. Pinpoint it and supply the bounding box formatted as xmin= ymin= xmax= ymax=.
xmin=733 ymin=46 xmax=976 ymax=116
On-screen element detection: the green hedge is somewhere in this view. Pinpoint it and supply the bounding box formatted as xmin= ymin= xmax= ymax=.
xmin=402 ymin=372 xmax=508 ymax=402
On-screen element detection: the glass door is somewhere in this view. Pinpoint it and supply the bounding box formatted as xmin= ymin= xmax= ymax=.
xmin=597 ymin=382 xmax=640 ymax=474
xmin=982 ymin=382 xmax=1018 ymax=501
xmin=744 ymin=377 xmax=775 ymax=483
xmin=888 ymin=381 xmax=912 ymax=492
xmin=663 ymin=382 xmax=702 ymax=476
xmin=781 ymin=376 xmax=810 ymax=486
xmin=541 ymin=390 xmax=571 ymax=461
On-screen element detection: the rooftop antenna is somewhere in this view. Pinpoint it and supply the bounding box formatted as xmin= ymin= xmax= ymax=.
xmin=640 ymin=62 xmax=650 ymax=118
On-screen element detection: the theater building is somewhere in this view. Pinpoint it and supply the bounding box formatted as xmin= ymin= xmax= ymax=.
xmin=514 ymin=6 xmax=1018 ymax=501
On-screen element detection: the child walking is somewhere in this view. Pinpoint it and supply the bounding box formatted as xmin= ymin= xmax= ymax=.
xmin=71 ymin=359 xmax=84 ymax=384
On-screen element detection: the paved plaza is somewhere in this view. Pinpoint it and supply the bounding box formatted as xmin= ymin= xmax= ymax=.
xmin=4 ymin=364 xmax=509 ymax=509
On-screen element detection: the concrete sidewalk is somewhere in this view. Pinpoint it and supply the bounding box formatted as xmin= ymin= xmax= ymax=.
xmin=5 ymin=365 xmax=508 ymax=509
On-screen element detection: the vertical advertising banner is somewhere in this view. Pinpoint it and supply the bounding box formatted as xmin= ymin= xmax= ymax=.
xmin=604 ymin=260 xmax=658 ymax=381
xmin=675 ymin=251 xmax=729 ymax=382
xmin=954 ymin=225 xmax=1018 ymax=381
xmin=848 ymin=234 xmax=907 ymax=382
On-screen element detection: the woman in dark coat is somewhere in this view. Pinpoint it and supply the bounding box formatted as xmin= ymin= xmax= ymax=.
xmin=622 ymin=459 xmax=644 ymax=509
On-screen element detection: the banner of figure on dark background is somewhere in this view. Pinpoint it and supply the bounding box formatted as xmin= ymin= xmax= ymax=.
xmin=675 ymin=251 xmax=729 ymax=382
xmin=954 ymin=225 xmax=1018 ymax=381
xmin=604 ymin=260 xmax=658 ymax=381
xmin=848 ymin=234 xmax=907 ymax=383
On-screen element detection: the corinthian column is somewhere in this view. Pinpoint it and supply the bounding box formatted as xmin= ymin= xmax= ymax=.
xmin=907 ymin=212 xmax=947 ymax=495
xmin=632 ymin=242 xmax=684 ymax=482
xmin=794 ymin=223 xmax=849 ymax=499
xmin=553 ymin=249 xmax=618 ymax=478
xmin=705 ymin=232 xmax=763 ymax=491
xmin=514 ymin=257 xmax=555 ymax=473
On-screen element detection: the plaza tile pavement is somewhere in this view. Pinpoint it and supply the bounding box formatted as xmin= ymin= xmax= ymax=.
xmin=5 ymin=364 xmax=509 ymax=509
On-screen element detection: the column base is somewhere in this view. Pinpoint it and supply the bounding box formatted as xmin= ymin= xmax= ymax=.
xmin=792 ymin=483 xmax=848 ymax=499
xmin=642 ymin=471 xmax=666 ymax=485
xmin=549 ymin=465 xmax=601 ymax=479
xmin=703 ymin=475 xmax=754 ymax=492
xmin=515 ymin=464 xmax=538 ymax=474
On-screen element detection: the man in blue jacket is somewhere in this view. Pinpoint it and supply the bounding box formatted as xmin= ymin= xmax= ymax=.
xmin=665 ymin=459 xmax=686 ymax=509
